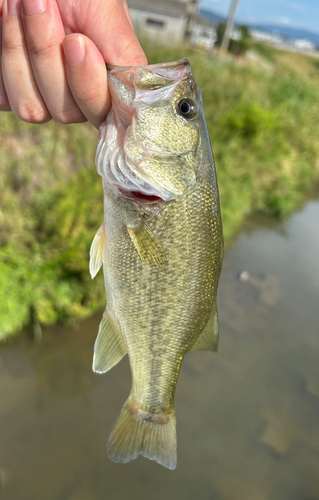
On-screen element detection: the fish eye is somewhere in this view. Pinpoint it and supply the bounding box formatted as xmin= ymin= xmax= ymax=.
xmin=177 ymin=99 xmax=196 ymax=119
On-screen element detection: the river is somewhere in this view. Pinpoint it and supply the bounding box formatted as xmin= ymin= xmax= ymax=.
xmin=1 ymin=198 xmax=319 ymax=500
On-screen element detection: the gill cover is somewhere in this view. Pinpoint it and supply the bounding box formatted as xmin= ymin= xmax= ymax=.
xmin=96 ymin=59 xmax=201 ymax=201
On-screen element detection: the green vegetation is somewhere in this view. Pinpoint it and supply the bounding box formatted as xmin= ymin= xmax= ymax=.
xmin=0 ymin=123 xmax=104 ymax=339
xmin=1 ymin=42 xmax=319 ymax=340
xmin=215 ymin=23 xmax=252 ymax=55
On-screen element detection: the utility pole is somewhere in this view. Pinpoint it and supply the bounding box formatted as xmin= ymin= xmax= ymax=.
xmin=220 ymin=0 xmax=240 ymax=55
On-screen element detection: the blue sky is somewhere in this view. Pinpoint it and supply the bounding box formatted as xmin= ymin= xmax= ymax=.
xmin=199 ymin=0 xmax=319 ymax=33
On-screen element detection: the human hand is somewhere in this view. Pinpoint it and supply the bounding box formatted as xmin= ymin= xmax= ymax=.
xmin=0 ymin=0 xmax=147 ymax=128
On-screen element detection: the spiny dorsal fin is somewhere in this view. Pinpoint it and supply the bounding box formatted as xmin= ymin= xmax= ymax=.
xmin=89 ymin=223 xmax=106 ymax=279
xmin=192 ymin=308 xmax=219 ymax=352
xmin=127 ymin=222 xmax=167 ymax=271
xmin=93 ymin=309 xmax=127 ymax=373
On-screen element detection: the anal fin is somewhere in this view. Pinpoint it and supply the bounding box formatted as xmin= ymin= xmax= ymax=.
xmin=89 ymin=223 xmax=106 ymax=279
xmin=192 ymin=308 xmax=219 ymax=352
xmin=127 ymin=222 xmax=166 ymax=271
xmin=93 ymin=309 xmax=127 ymax=373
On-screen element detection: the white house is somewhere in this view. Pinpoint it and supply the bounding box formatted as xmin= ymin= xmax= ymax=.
xmin=127 ymin=0 xmax=216 ymax=47
xmin=188 ymin=14 xmax=217 ymax=49
xmin=293 ymin=39 xmax=316 ymax=52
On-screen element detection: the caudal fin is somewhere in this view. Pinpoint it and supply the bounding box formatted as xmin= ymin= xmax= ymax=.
xmin=107 ymin=396 xmax=177 ymax=470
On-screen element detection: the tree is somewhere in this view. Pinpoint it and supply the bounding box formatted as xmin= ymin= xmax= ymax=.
xmin=216 ymin=23 xmax=251 ymax=56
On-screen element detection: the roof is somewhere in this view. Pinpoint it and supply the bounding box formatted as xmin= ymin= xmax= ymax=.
xmin=127 ymin=0 xmax=187 ymax=18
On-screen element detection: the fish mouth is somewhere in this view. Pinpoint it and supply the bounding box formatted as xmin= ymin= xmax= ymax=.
xmin=119 ymin=189 xmax=163 ymax=204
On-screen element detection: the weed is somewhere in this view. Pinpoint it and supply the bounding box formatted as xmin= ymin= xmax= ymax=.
xmin=1 ymin=42 xmax=319 ymax=339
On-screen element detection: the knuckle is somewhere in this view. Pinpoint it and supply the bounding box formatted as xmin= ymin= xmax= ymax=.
xmin=77 ymin=93 xmax=103 ymax=107
xmin=15 ymin=101 xmax=51 ymax=123
xmin=2 ymin=36 xmax=24 ymax=52
xmin=28 ymin=41 xmax=60 ymax=62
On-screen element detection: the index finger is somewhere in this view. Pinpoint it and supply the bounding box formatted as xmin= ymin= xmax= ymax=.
xmin=58 ymin=0 xmax=147 ymax=67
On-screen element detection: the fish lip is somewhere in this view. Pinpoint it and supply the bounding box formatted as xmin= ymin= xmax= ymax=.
xmin=119 ymin=188 xmax=164 ymax=205
xmin=106 ymin=58 xmax=190 ymax=73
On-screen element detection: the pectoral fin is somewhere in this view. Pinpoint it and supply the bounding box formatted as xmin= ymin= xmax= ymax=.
xmin=127 ymin=223 xmax=167 ymax=271
xmin=192 ymin=308 xmax=219 ymax=352
xmin=89 ymin=223 xmax=106 ymax=279
xmin=93 ymin=309 xmax=127 ymax=373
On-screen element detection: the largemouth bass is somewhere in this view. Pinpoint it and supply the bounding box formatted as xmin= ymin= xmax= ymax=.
xmin=90 ymin=58 xmax=223 ymax=470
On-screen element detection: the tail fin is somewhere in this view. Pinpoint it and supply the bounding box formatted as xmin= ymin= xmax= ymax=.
xmin=107 ymin=396 xmax=177 ymax=470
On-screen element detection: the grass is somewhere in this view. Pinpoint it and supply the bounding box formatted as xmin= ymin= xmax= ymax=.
xmin=1 ymin=41 xmax=319 ymax=340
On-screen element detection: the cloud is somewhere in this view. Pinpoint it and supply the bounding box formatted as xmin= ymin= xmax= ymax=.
xmin=277 ymin=17 xmax=291 ymax=25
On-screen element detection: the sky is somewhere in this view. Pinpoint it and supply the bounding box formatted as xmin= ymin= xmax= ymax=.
xmin=199 ymin=0 xmax=319 ymax=33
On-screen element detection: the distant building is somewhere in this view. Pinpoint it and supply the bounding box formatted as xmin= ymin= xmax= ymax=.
xmin=293 ymin=39 xmax=316 ymax=52
xmin=250 ymin=28 xmax=318 ymax=55
xmin=188 ymin=14 xmax=217 ymax=49
xmin=127 ymin=0 xmax=216 ymax=47
xmin=250 ymin=29 xmax=284 ymax=46
xmin=128 ymin=0 xmax=188 ymax=44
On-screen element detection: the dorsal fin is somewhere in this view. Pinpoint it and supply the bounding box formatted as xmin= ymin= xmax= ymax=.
xmin=89 ymin=223 xmax=106 ymax=279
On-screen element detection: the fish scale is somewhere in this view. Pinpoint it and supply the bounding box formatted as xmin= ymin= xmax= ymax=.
xmin=90 ymin=59 xmax=223 ymax=470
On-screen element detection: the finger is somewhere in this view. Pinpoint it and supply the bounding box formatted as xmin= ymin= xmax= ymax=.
xmin=0 ymin=15 xmax=11 ymax=111
xmin=2 ymin=0 xmax=50 ymax=123
xmin=58 ymin=0 xmax=147 ymax=67
xmin=63 ymin=34 xmax=109 ymax=129
xmin=21 ymin=0 xmax=86 ymax=124
xmin=123 ymin=1 xmax=133 ymax=29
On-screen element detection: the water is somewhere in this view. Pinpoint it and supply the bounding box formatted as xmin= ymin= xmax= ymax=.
xmin=1 ymin=200 xmax=319 ymax=500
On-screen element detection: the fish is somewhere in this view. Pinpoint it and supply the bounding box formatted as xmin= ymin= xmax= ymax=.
xmin=90 ymin=58 xmax=223 ymax=470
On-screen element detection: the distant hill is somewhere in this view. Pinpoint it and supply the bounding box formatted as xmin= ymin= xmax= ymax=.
xmin=249 ymin=25 xmax=319 ymax=46
xmin=199 ymin=9 xmax=226 ymax=25
xmin=200 ymin=8 xmax=319 ymax=46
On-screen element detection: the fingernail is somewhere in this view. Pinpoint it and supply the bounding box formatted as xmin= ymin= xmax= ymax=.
xmin=22 ymin=0 xmax=47 ymax=16
xmin=8 ymin=0 xmax=20 ymax=16
xmin=64 ymin=36 xmax=86 ymax=66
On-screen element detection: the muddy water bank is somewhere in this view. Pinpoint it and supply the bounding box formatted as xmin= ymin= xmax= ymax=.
xmin=1 ymin=199 xmax=319 ymax=500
